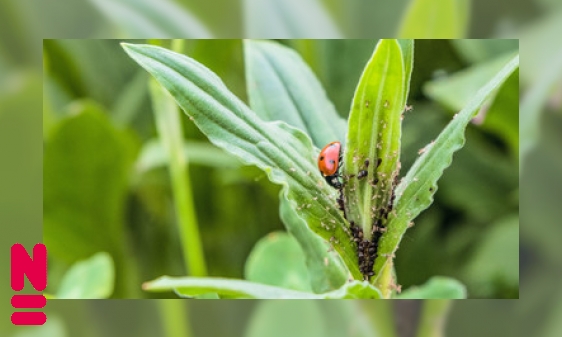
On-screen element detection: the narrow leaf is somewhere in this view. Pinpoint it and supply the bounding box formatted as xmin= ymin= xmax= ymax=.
xmin=398 ymin=0 xmax=471 ymax=38
xmin=144 ymin=276 xmax=380 ymax=299
xmin=122 ymin=43 xmax=362 ymax=279
xmin=374 ymin=55 xmax=519 ymax=290
xmin=344 ymin=39 xmax=407 ymax=244
xmin=244 ymin=40 xmax=346 ymax=147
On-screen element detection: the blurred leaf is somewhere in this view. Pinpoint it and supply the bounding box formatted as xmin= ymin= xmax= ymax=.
xmin=398 ymin=0 xmax=470 ymax=38
xmin=244 ymin=39 xmax=346 ymax=147
xmin=88 ymin=0 xmax=212 ymax=38
xmin=245 ymin=301 xmax=326 ymax=337
xmin=395 ymin=277 xmax=466 ymax=299
xmin=11 ymin=316 xmax=66 ymax=337
xmin=55 ymin=252 xmax=114 ymax=299
xmin=43 ymin=40 xmax=139 ymax=109
xmin=243 ymin=0 xmax=342 ymax=38
xmin=451 ymin=40 xmax=519 ymax=64
xmin=111 ymin=70 xmax=148 ymax=127
xmin=374 ymin=55 xmax=519 ymax=292
xmin=479 ymin=70 xmax=519 ymax=158
xmin=44 ymin=101 xmax=136 ymax=263
xmin=144 ymin=276 xmax=381 ymax=299
xmin=463 ymin=215 xmax=519 ymax=298
xmin=244 ymin=231 xmax=312 ymax=292
xmin=135 ymin=139 xmax=241 ymax=175
xmin=122 ymin=43 xmax=361 ymax=279
xmin=279 ymin=197 xmax=347 ymax=293
xmin=424 ymin=52 xmax=516 ymax=112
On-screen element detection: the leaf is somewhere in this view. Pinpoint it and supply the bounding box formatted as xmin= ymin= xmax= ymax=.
xmin=88 ymin=0 xmax=212 ymax=38
xmin=122 ymin=43 xmax=362 ymax=279
xmin=398 ymin=0 xmax=470 ymax=38
xmin=244 ymin=39 xmax=346 ymax=147
xmin=423 ymin=52 xmax=516 ymax=112
xmin=244 ymin=231 xmax=312 ymax=292
xmin=373 ymin=55 xmax=519 ymax=292
xmin=451 ymin=40 xmax=519 ymax=64
xmin=245 ymin=301 xmax=326 ymax=337
xmin=243 ymin=0 xmax=342 ymax=38
xmin=135 ymin=139 xmax=241 ymax=175
xmin=44 ymin=101 xmax=136 ymax=263
xmin=478 ymin=70 xmax=519 ymax=158
xmin=244 ymin=39 xmax=349 ymax=292
xmin=279 ymin=197 xmax=348 ymax=293
xmin=143 ymin=276 xmax=381 ymax=299
xmin=343 ymin=39 xmax=409 ymax=246
xmin=395 ymin=277 xmax=466 ymax=299
xmin=55 ymin=252 xmax=114 ymax=299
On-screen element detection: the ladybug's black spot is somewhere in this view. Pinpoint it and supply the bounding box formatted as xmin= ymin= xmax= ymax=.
xmin=320 ymin=156 xmax=325 ymax=160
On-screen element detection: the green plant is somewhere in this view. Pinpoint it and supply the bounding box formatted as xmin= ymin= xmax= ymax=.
xmin=119 ymin=39 xmax=518 ymax=299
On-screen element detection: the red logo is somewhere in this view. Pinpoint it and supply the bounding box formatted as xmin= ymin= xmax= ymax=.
xmin=11 ymin=243 xmax=47 ymax=325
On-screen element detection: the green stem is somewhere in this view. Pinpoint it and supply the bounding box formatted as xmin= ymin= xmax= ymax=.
xmin=159 ymin=300 xmax=192 ymax=337
xmin=415 ymin=300 xmax=452 ymax=337
xmin=148 ymin=39 xmax=207 ymax=276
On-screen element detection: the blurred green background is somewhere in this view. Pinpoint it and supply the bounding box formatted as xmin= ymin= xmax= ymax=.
xmin=0 ymin=0 xmax=558 ymax=335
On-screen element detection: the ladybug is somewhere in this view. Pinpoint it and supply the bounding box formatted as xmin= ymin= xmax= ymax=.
xmin=318 ymin=141 xmax=343 ymax=189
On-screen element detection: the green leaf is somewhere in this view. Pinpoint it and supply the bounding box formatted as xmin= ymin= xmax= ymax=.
xmin=451 ymin=40 xmax=519 ymax=64
xmin=395 ymin=277 xmax=466 ymax=299
xmin=44 ymin=101 xmax=136 ymax=263
xmin=423 ymin=52 xmax=516 ymax=112
xmin=143 ymin=276 xmax=381 ymax=299
xmin=135 ymin=139 xmax=241 ymax=175
xmin=244 ymin=40 xmax=346 ymax=147
xmin=398 ymin=0 xmax=470 ymax=38
xmin=243 ymin=0 xmax=342 ymax=38
xmin=245 ymin=301 xmax=326 ymax=337
xmin=279 ymin=197 xmax=348 ymax=293
xmin=343 ymin=39 xmax=409 ymax=245
xmin=244 ymin=39 xmax=349 ymax=292
xmin=55 ymin=252 xmax=114 ymax=299
xmin=122 ymin=43 xmax=362 ymax=279
xmin=244 ymin=231 xmax=312 ymax=292
xmin=88 ymin=0 xmax=212 ymax=38
xmin=374 ymin=54 xmax=519 ymax=294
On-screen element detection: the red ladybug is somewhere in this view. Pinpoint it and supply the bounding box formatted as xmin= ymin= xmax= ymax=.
xmin=318 ymin=141 xmax=343 ymax=189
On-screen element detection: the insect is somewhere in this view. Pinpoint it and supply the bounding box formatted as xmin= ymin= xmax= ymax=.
xmin=318 ymin=141 xmax=343 ymax=189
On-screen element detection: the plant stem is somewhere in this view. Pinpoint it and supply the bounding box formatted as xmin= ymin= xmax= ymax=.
xmin=415 ymin=300 xmax=452 ymax=337
xmin=359 ymin=301 xmax=398 ymax=337
xmin=148 ymin=44 xmax=207 ymax=276
xmin=159 ymin=300 xmax=192 ymax=337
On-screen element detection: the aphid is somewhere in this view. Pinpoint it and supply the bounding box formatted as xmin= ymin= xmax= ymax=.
xmin=318 ymin=141 xmax=343 ymax=189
